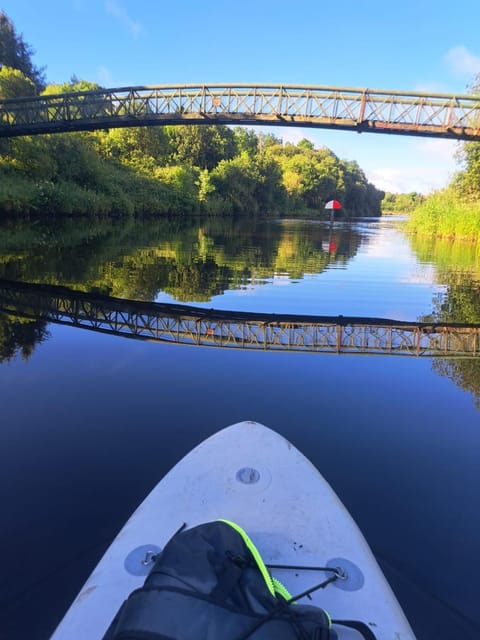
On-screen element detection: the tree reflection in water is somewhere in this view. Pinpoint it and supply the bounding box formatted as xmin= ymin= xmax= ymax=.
xmin=409 ymin=233 xmax=480 ymax=407
xmin=0 ymin=314 xmax=49 ymax=363
xmin=0 ymin=216 xmax=362 ymax=302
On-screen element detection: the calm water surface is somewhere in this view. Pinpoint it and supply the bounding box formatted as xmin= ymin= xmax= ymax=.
xmin=0 ymin=216 xmax=479 ymax=640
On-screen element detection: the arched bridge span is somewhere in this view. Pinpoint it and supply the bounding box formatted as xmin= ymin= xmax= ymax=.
xmin=1 ymin=280 xmax=479 ymax=358
xmin=1 ymin=83 xmax=480 ymax=140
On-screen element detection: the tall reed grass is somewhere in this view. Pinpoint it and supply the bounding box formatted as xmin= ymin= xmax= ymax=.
xmin=407 ymin=188 xmax=480 ymax=240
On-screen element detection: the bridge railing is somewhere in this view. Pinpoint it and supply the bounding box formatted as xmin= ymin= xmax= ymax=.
xmin=1 ymin=280 xmax=479 ymax=357
xmin=1 ymin=84 xmax=480 ymax=140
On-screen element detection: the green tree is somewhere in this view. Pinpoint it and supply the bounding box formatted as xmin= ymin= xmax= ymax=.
xmin=42 ymin=77 xmax=102 ymax=95
xmin=0 ymin=65 xmax=36 ymax=98
xmin=96 ymin=126 xmax=171 ymax=171
xmin=341 ymin=160 xmax=384 ymax=216
xmin=381 ymin=191 xmax=424 ymax=213
xmin=196 ymin=169 xmax=215 ymax=203
xmin=297 ymin=138 xmax=315 ymax=152
xmin=211 ymin=152 xmax=261 ymax=213
xmin=457 ymin=72 xmax=480 ymax=198
xmin=0 ymin=314 xmax=49 ymax=362
xmin=167 ymin=125 xmax=236 ymax=170
xmin=154 ymin=165 xmax=200 ymax=210
xmin=47 ymin=133 xmax=103 ymax=187
xmin=456 ymin=139 xmax=480 ymax=198
xmin=233 ymin=127 xmax=258 ymax=157
xmin=433 ymin=359 xmax=480 ymax=409
xmin=279 ymin=150 xmax=338 ymax=209
xmin=4 ymin=128 xmax=104 ymax=187
xmin=0 ymin=10 xmax=45 ymax=90
xmin=254 ymin=153 xmax=286 ymax=212
xmin=2 ymin=135 xmax=56 ymax=179
xmin=258 ymin=132 xmax=282 ymax=150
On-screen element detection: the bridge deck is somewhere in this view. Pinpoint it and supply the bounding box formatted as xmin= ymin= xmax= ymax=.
xmin=1 ymin=280 xmax=479 ymax=357
xmin=1 ymin=84 xmax=480 ymax=140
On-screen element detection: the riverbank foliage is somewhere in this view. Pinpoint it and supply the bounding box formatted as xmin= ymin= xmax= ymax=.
xmin=381 ymin=191 xmax=425 ymax=214
xmin=407 ymin=75 xmax=480 ymax=240
xmin=0 ymin=11 xmax=383 ymax=218
xmin=407 ymin=188 xmax=480 ymax=239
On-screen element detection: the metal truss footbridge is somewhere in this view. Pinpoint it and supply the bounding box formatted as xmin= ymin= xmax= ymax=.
xmin=1 ymin=83 xmax=479 ymax=140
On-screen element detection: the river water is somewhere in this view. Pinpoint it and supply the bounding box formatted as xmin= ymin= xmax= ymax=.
xmin=0 ymin=215 xmax=479 ymax=639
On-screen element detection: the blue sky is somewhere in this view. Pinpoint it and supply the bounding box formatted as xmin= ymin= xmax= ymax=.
xmin=2 ymin=0 xmax=480 ymax=193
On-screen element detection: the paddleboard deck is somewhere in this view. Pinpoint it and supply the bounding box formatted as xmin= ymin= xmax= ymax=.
xmin=51 ymin=421 xmax=416 ymax=639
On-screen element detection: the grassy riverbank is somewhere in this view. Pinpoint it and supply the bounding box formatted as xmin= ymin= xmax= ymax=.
xmin=407 ymin=188 xmax=480 ymax=241
xmin=0 ymin=126 xmax=384 ymax=219
xmin=0 ymin=148 xmax=198 ymax=217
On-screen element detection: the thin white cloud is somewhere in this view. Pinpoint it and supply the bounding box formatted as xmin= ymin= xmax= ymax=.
xmin=413 ymin=138 xmax=458 ymax=162
xmin=276 ymin=128 xmax=304 ymax=145
xmin=364 ymin=235 xmax=411 ymax=260
xmin=367 ymin=168 xmax=411 ymax=193
xmin=367 ymin=164 xmax=454 ymax=195
xmin=105 ymin=0 xmax=143 ymax=37
xmin=364 ymin=136 xmax=458 ymax=194
xmin=444 ymin=46 xmax=480 ymax=79
xmin=414 ymin=81 xmax=450 ymax=95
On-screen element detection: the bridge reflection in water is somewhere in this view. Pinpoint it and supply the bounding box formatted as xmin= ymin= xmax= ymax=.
xmin=1 ymin=280 xmax=479 ymax=358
